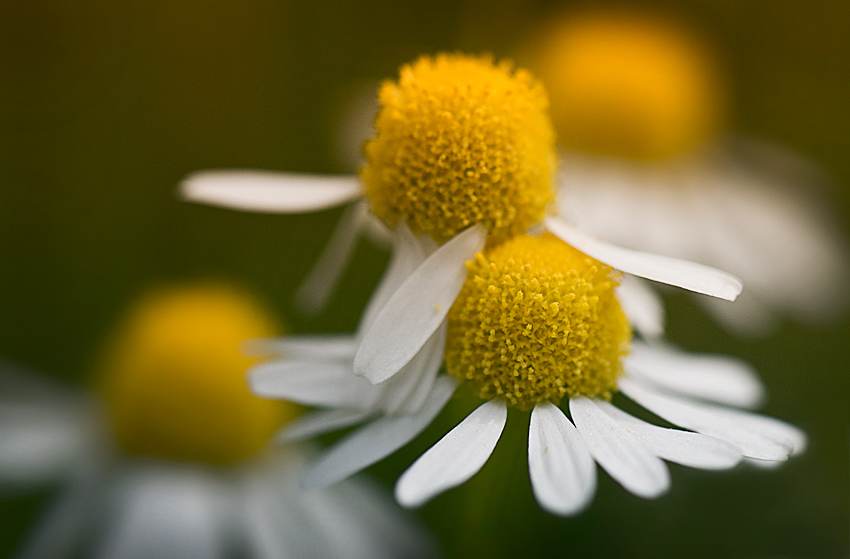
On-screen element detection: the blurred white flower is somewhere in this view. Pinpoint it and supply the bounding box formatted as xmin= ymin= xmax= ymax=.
xmin=528 ymin=9 xmax=850 ymax=334
xmin=0 ymin=285 xmax=434 ymax=559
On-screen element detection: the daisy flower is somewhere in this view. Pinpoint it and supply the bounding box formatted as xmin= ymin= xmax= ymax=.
xmin=0 ymin=284 xmax=434 ymax=559
xmin=252 ymin=233 xmax=804 ymax=514
xmin=527 ymin=9 xmax=850 ymax=334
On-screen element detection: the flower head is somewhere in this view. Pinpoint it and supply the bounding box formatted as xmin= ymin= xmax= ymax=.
xmin=361 ymin=53 xmax=556 ymax=243
xmin=98 ymin=284 xmax=295 ymax=465
xmin=446 ymin=234 xmax=631 ymax=409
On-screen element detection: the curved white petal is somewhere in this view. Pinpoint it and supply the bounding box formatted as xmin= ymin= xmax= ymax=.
xmin=615 ymin=274 xmax=665 ymax=338
xmin=357 ymin=223 xmax=432 ymax=335
xmin=243 ymin=334 xmax=358 ymax=361
xmin=296 ymin=201 xmax=371 ymax=315
xmin=528 ymin=403 xmax=597 ymax=516
xmin=355 ymin=225 xmax=486 ymax=384
xmin=302 ymin=376 xmax=458 ymax=490
xmin=249 ymin=361 xmax=380 ymax=409
xmin=569 ymin=397 xmax=669 ymax=499
xmin=546 ymin=217 xmax=743 ymax=301
xmin=625 ymin=342 xmax=765 ymax=409
xmin=379 ymin=322 xmax=447 ymax=415
xmin=395 ymin=399 xmax=507 ymax=509
xmin=180 ymin=170 xmax=362 ymax=213
xmin=619 ymin=377 xmax=801 ymax=461
xmin=597 ymin=401 xmax=741 ymax=470
xmin=277 ymin=408 xmax=376 ymax=443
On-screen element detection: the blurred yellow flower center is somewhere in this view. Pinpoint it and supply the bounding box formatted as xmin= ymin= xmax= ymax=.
xmin=361 ymin=53 xmax=556 ymax=244
xmin=446 ymin=234 xmax=631 ymax=410
xmin=98 ymin=285 xmax=297 ymax=466
xmin=532 ymin=12 xmax=725 ymax=160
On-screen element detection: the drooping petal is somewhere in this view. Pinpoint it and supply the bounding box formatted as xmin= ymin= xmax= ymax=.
xmin=569 ymin=397 xmax=669 ymax=499
xmin=615 ymin=274 xmax=665 ymax=338
xmin=379 ymin=322 xmax=447 ymax=415
xmin=619 ymin=377 xmax=802 ymax=461
xmin=302 ymin=377 xmax=458 ymax=490
xmin=296 ymin=201 xmax=371 ymax=315
xmin=249 ymin=361 xmax=380 ymax=409
xmin=243 ymin=334 xmax=358 ymax=361
xmin=276 ymin=408 xmax=376 ymax=443
xmin=528 ymin=403 xmax=597 ymax=516
xmin=546 ymin=217 xmax=743 ymax=301
xmin=395 ymin=399 xmax=507 ymax=509
xmin=180 ymin=170 xmax=362 ymax=213
xmin=597 ymin=401 xmax=741 ymax=470
xmin=357 ymin=223 xmax=432 ymax=336
xmin=354 ymin=225 xmax=486 ymax=384
xmin=625 ymin=342 xmax=765 ymax=409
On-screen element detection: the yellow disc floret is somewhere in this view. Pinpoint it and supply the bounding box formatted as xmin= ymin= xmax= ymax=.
xmin=98 ymin=284 xmax=297 ymax=466
xmin=446 ymin=234 xmax=631 ymax=410
xmin=531 ymin=11 xmax=725 ymax=160
xmin=361 ymin=53 xmax=556 ymax=244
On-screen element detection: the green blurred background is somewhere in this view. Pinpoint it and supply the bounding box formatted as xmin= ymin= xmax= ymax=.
xmin=0 ymin=0 xmax=847 ymax=557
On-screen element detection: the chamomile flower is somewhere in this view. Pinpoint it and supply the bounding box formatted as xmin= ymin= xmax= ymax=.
xmin=252 ymin=233 xmax=802 ymax=514
xmin=528 ymin=10 xmax=850 ymax=333
xmin=394 ymin=234 xmax=805 ymax=513
xmin=0 ymin=284 xmax=433 ymax=559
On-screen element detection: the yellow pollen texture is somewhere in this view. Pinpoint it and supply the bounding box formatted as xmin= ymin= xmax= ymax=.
xmin=98 ymin=284 xmax=297 ymax=466
xmin=361 ymin=53 xmax=556 ymax=244
xmin=446 ymin=234 xmax=631 ymax=410
xmin=532 ymin=12 xmax=725 ymax=160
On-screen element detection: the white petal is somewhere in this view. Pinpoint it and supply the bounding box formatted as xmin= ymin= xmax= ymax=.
xmin=570 ymin=397 xmax=669 ymax=499
xmin=243 ymin=334 xmax=358 ymax=361
xmin=546 ymin=217 xmax=743 ymax=301
xmin=379 ymin=322 xmax=446 ymax=415
xmin=95 ymin=467 xmax=226 ymax=559
xmin=615 ymin=274 xmax=665 ymax=338
xmin=179 ymin=170 xmax=362 ymax=213
xmin=249 ymin=360 xmax=380 ymax=408
xmin=597 ymin=401 xmax=741 ymax=470
xmin=302 ymin=376 xmax=458 ymax=489
xmin=357 ymin=223 xmax=432 ymax=335
xmin=354 ymin=225 xmax=486 ymax=384
xmin=276 ymin=408 xmax=375 ymax=443
xmin=619 ymin=377 xmax=800 ymax=461
xmin=0 ymin=403 xmax=96 ymax=483
xmin=528 ymin=403 xmax=597 ymax=516
xmin=625 ymin=342 xmax=765 ymax=409
xmin=395 ymin=399 xmax=506 ymax=508
xmin=295 ymin=201 xmax=370 ymax=315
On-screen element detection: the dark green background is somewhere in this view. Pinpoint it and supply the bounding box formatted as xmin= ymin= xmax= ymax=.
xmin=1 ymin=0 xmax=848 ymax=557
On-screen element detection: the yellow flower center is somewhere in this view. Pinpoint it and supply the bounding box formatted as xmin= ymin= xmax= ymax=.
xmin=446 ymin=234 xmax=631 ymax=410
xmin=98 ymin=284 xmax=297 ymax=466
xmin=360 ymin=53 xmax=556 ymax=244
xmin=531 ymin=12 xmax=725 ymax=160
